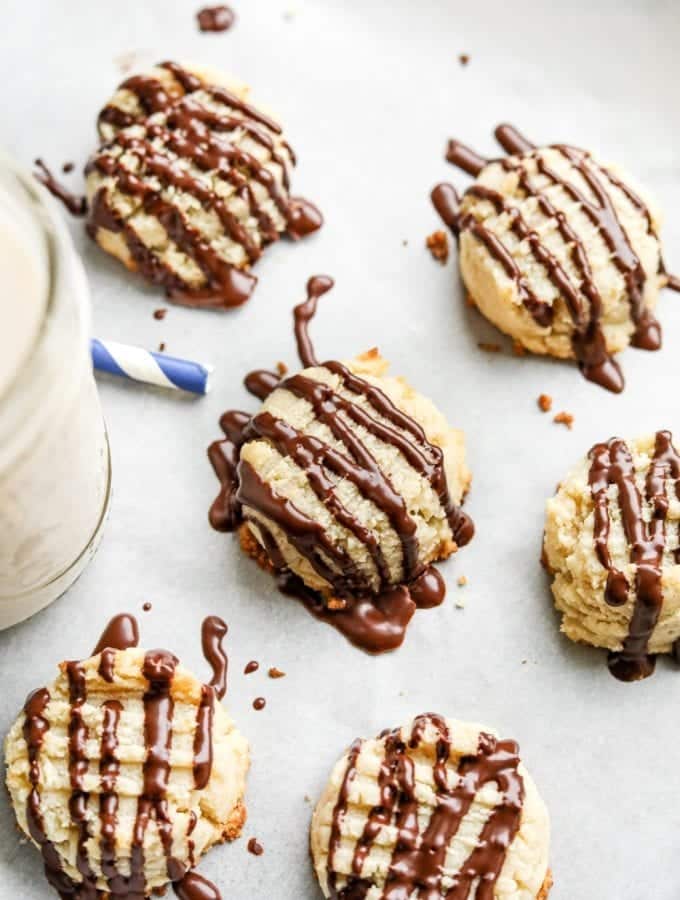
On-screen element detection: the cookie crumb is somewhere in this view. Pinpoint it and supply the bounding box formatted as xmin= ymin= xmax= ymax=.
xmin=153 ymin=308 xmax=167 ymax=320
xmin=276 ymin=361 xmax=288 ymax=376
xmin=327 ymin=597 xmax=347 ymax=610
xmin=512 ymin=340 xmax=526 ymax=356
xmin=554 ymin=411 xmax=574 ymax=429
xmin=457 ymin=575 xmax=467 ymax=587
xmin=455 ymin=598 xmax=466 ymax=609
xmin=158 ymin=342 xmax=166 ymax=352
xmin=478 ymin=342 xmax=501 ymax=353
xmin=426 ymin=230 xmax=449 ymax=264
xmin=268 ymin=667 xmax=286 ymax=679
xmin=538 ymin=394 xmax=552 ymax=412
xmin=459 ymin=53 xmax=470 ymax=66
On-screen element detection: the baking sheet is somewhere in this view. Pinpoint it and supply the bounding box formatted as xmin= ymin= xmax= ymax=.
xmin=2 ymin=0 xmax=680 ymax=897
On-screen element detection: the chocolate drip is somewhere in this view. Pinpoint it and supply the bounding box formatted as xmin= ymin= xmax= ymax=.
xmin=445 ymin=140 xmax=487 ymax=176
xmin=244 ymin=369 xmax=281 ymax=400
xmin=327 ymin=717 xmax=524 ymax=900
xmin=89 ymin=61 xmax=321 ymax=310
xmin=588 ymin=431 xmax=680 ymax=681
xmin=94 ymin=613 xmax=140 ymax=683
xmin=193 ymin=686 xmax=215 ymax=792
xmin=201 ymin=616 xmax=229 ymax=699
xmin=197 ymin=5 xmax=235 ymax=31
xmin=440 ymin=124 xmax=665 ymax=392
xmin=430 ymin=183 xmax=461 ymax=236
xmin=286 ymin=197 xmax=325 ymax=239
xmin=293 ymin=275 xmax=335 ymax=367
xmin=33 ymin=159 xmax=87 ymax=216
xmin=494 ymin=123 xmax=535 ymax=155
xmin=174 ymin=871 xmax=222 ymax=899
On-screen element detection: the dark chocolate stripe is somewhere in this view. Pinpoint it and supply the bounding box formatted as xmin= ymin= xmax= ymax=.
xmin=588 ymin=430 xmax=680 ymax=681
xmin=99 ymin=699 xmax=123 ymax=889
xmin=66 ymin=662 xmax=96 ymax=885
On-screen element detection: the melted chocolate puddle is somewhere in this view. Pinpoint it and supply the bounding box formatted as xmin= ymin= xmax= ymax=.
xmin=436 ymin=123 xmax=679 ymax=393
xmin=326 ymin=715 xmax=524 ymax=899
xmin=23 ymin=614 xmax=228 ymax=898
xmin=208 ymin=277 xmax=473 ymax=652
xmin=33 ymin=159 xmax=87 ymax=216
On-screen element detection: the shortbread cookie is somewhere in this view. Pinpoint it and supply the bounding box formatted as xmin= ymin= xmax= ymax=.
xmin=4 ymin=614 xmax=249 ymax=897
xmin=311 ymin=713 xmax=551 ymax=899
xmin=208 ymin=276 xmax=473 ymax=652
xmin=86 ymin=61 xmax=322 ymax=308
xmin=435 ymin=123 xmax=680 ymax=392
xmin=544 ymin=430 xmax=680 ymax=681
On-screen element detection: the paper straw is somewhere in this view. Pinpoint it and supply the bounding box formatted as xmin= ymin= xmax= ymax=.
xmin=91 ymin=339 xmax=211 ymax=396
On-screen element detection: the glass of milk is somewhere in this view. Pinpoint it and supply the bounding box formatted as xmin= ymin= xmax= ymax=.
xmin=0 ymin=154 xmax=111 ymax=628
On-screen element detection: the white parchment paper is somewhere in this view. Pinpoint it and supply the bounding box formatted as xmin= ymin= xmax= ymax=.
xmin=1 ymin=1 xmax=679 ymax=897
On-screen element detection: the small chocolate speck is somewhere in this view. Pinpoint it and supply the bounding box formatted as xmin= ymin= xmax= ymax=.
xmin=158 ymin=342 xmax=166 ymax=352
xmin=153 ymin=308 xmax=167 ymax=320
xmin=62 ymin=161 xmax=75 ymax=174
xmin=253 ymin=697 xmax=266 ymax=710
xmin=247 ymin=837 xmax=264 ymax=856
xmin=197 ymin=4 xmax=235 ymax=32
xmin=244 ymin=660 xmax=259 ymax=675
xmin=268 ymin=667 xmax=286 ymax=679
xmin=143 ymin=602 xmax=152 ymax=612
xmin=459 ymin=53 xmax=470 ymax=66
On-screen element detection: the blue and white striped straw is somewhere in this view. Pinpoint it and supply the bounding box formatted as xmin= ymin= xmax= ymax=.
xmin=91 ymin=339 xmax=211 ymax=396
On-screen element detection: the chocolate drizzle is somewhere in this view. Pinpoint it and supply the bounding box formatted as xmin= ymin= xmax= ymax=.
xmin=588 ymin=431 xmax=680 ymax=681
xmin=437 ymin=123 xmax=676 ymax=392
xmin=33 ymin=159 xmax=87 ymax=217
xmin=208 ymin=277 xmax=473 ymax=652
xmin=20 ymin=615 xmax=230 ymax=898
xmin=88 ymin=61 xmax=322 ymax=309
xmin=94 ymin=612 xmax=140 ymax=682
xmin=326 ymin=715 xmax=525 ymax=899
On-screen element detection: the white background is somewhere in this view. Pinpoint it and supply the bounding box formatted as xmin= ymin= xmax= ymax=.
xmin=1 ymin=0 xmax=680 ymax=897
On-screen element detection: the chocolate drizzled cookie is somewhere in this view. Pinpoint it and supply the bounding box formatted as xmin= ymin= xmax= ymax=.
xmin=86 ymin=61 xmax=322 ymax=308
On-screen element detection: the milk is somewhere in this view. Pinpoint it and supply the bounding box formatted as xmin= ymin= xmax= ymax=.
xmin=0 ymin=157 xmax=111 ymax=628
